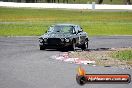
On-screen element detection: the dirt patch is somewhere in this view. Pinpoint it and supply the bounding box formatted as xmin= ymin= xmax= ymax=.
xmin=69 ymin=48 xmax=132 ymax=69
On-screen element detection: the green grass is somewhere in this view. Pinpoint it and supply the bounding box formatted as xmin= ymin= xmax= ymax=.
xmin=0 ymin=7 xmax=132 ymax=36
xmin=112 ymin=50 xmax=132 ymax=61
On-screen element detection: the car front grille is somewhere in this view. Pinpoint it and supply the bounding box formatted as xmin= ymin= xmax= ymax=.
xmin=47 ymin=38 xmax=61 ymax=45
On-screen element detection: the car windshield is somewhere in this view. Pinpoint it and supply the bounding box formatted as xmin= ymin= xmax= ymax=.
xmin=48 ymin=25 xmax=74 ymax=34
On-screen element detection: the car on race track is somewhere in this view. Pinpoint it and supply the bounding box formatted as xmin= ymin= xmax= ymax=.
xmin=39 ymin=24 xmax=89 ymax=51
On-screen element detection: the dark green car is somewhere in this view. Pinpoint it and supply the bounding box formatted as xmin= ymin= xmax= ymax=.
xmin=39 ymin=24 xmax=89 ymax=51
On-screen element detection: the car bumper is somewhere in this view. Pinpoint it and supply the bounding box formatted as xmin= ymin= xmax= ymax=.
xmin=39 ymin=42 xmax=71 ymax=49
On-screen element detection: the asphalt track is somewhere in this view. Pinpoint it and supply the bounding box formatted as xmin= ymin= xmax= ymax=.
xmin=0 ymin=36 xmax=132 ymax=88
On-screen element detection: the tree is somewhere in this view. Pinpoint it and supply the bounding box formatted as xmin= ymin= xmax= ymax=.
xmin=46 ymin=0 xmax=51 ymax=3
xmin=124 ymin=0 xmax=131 ymax=4
xmin=63 ymin=0 xmax=68 ymax=3
xmin=17 ymin=0 xmax=21 ymax=2
xmin=52 ymin=0 xmax=55 ymax=3
xmin=26 ymin=0 xmax=35 ymax=3
xmin=96 ymin=0 xmax=103 ymax=4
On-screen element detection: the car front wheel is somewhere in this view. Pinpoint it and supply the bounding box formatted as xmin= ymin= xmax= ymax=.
xmin=81 ymin=40 xmax=88 ymax=50
xmin=69 ymin=40 xmax=76 ymax=51
xmin=40 ymin=45 xmax=46 ymax=50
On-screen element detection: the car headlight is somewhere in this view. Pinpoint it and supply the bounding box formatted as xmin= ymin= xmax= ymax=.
xmin=65 ymin=38 xmax=70 ymax=42
xmin=39 ymin=38 xmax=43 ymax=43
xmin=61 ymin=38 xmax=65 ymax=42
xmin=44 ymin=38 xmax=47 ymax=42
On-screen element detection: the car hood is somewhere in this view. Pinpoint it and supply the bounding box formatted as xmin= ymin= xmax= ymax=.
xmin=40 ymin=33 xmax=72 ymax=39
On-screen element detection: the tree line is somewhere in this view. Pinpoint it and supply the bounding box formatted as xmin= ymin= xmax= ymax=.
xmin=46 ymin=0 xmax=69 ymax=3
xmin=96 ymin=0 xmax=131 ymax=5
xmin=1 ymin=0 xmax=131 ymax=4
xmin=27 ymin=0 xmax=131 ymax=4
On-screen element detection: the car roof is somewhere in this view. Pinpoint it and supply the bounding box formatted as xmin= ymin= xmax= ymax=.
xmin=52 ymin=23 xmax=78 ymax=27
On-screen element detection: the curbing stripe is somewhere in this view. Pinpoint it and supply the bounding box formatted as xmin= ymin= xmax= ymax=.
xmin=51 ymin=52 xmax=96 ymax=65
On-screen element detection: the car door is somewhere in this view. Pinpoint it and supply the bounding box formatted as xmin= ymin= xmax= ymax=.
xmin=77 ymin=26 xmax=85 ymax=44
xmin=73 ymin=26 xmax=80 ymax=45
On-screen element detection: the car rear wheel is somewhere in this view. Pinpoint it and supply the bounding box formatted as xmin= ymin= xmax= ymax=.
xmin=81 ymin=40 xmax=88 ymax=50
xmin=40 ymin=45 xmax=46 ymax=50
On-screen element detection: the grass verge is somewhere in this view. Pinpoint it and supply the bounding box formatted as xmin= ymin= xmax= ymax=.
xmin=110 ymin=49 xmax=132 ymax=67
xmin=0 ymin=7 xmax=132 ymax=36
xmin=111 ymin=50 xmax=132 ymax=61
xmin=69 ymin=48 xmax=132 ymax=68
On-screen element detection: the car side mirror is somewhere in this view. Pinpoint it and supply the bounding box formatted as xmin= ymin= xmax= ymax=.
xmin=78 ymin=30 xmax=82 ymax=33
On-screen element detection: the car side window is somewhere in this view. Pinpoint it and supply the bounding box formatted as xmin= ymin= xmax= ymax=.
xmin=74 ymin=26 xmax=79 ymax=33
xmin=72 ymin=26 xmax=76 ymax=34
